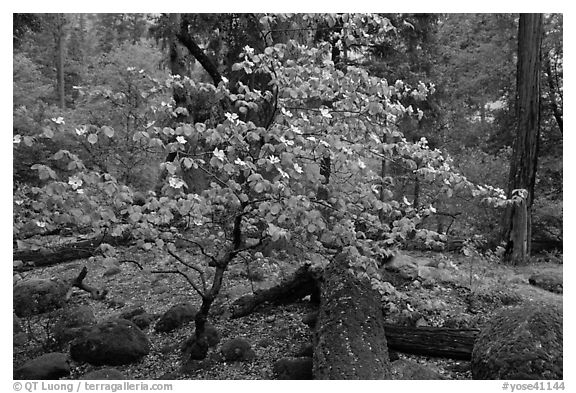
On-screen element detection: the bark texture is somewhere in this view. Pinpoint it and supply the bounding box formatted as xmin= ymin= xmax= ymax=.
xmin=503 ymin=13 xmax=543 ymax=264
xmin=313 ymin=252 xmax=391 ymax=379
xmin=384 ymin=324 xmax=479 ymax=360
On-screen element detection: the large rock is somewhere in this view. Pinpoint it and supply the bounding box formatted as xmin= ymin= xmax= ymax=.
xmin=53 ymin=305 xmax=97 ymax=345
xmin=528 ymin=272 xmax=563 ymax=294
xmin=70 ymin=319 xmax=150 ymax=366
xmin=13 ymin=279 xmax=69 ymax=317
xmin=80 ymin=368 xmax=126 ymax=380
xmin=14 ymin=352 xmax=70 ymax=380
xmin=471 ymin=304 xmax=563 ymax=379
xmin=155 ymin=303 xmax=197 ymax=332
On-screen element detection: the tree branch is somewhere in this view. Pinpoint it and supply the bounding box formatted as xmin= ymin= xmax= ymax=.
xmin=166 ymin=247 xmax=208 ymax=292
xmin=177 ymin=16 xmax=222 ymax=86
xmin=151 ymin=268 xmax=205 ymax=298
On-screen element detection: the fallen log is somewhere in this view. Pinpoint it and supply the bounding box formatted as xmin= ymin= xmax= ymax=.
xmin=13 ymin=234 xmax=132 ymax=271
xmin=230 ymin=263 xmax=322 ymax=318
xmin=231 ymin=257 xmax=480 ymax=361
xmin=384 ymin=324 xmax=479 ymax=360
xmin=313 ymin=251 xmax=391 ymax=379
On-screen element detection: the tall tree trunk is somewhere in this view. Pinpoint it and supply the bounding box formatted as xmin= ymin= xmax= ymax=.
xmin=503 ymin=14 xmax=543 ymax=264
xmin=56 ymin=14 xmax=66 ymax=109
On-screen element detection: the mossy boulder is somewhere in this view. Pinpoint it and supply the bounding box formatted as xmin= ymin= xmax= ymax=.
xmin=70 ymin=319 xmax=150 ymax=366
xmin=273 ymin=357 xmax=313 ymax=379
xmin=14 ymin=352 xmax=70 ymax=380
xmin=471 ymin=303 xmax=562 ymax=379
xmin=155 ymin=303 xmax=197 ymax=332
xmin=528 ymin=272 xmax=563 ymax=294
xmin=220 ymin=338 xmax=255 ymax=362
xmin=53 ymin=305 xmax=97 ymax=345
xmin=13 ymin=278 xmax=69 ymax=317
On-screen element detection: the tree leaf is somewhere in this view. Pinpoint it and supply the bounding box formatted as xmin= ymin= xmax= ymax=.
xmin=87 ymin=134 xmax=98 ymax=144
xmin=101 ymin=126 xmax=114 ymax=138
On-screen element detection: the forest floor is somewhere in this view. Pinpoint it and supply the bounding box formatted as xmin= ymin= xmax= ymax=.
xmin=13 ymin=245 xmax=563 ymax=380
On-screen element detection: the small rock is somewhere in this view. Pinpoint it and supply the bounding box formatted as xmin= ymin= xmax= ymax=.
xmin=131 ymin=313 xmax=155 ymax=330
xmin=115 ymin=305 xmax=146 ymax=320
xmin=220 ymin=338 xmax=255 ymax=362
xmin=153 ymin=285 xmax=168 ymax=294
xmin=265 ymin=315 xmax=276 ymax=323
xmin=14 ymin=353 xmax=70 ymax=380
xmin=155 ymin=303 xmax=197 ymax=333
xmin=103 ymin=266 xmax=122 ymax=277
xmin=302 ymin=311 xmax=318 ymax=328
xmin=107 ymin=298 xmax=126 ymax=308
xmin=273 ymin=357 xmax=313 ymax=379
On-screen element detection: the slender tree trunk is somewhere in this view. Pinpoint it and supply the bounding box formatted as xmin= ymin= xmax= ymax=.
xmin=503 ymin=14 xmax=543 ymax=264
xmin=56 ymin=14 xmax=66 ymax=109
xmin=544 ymin=55 xmax=563 ymax=133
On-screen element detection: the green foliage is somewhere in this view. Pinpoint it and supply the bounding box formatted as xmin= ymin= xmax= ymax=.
xmin=15 ymin=13 xmax=562 ymax=313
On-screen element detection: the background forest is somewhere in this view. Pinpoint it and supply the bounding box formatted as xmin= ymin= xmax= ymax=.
xmin=12 ymin=13 xmax=563 ymax=380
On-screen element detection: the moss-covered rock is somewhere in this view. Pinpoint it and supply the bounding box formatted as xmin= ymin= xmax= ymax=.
xmin=471 ymin=303 xmax=562 ymax=379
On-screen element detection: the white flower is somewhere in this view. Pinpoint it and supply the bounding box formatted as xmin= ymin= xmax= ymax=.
xmin=290 ymin=125 xmax=302 ymax=134
xmin=176 ymin=136 xmax=187 ymax=144
xmin=51 ymin=117 xmax=65 ymax=125
xmin=278 ymin=168 xmax=289 ymax=179
xmin=35 ymin=221 xmax=46 ymax=228
xmin=68 ymin=176 xmax=83 ymax=189
xmin=127 ymin=67 xmax=136 ymax=72
xmin=307 ymin=136 xmax=317 ymax=142
xmin=13 ymin=135 xmax=21 ymax=144
xmin=225 ymin=112 xmax=239 ymax=123
xmin=268 ymin=155 xmax=280 ymax=164
xmin=429 ymin=205 xmax=437 ymax=213
xmin=213 ymin=148 xmax=226 ymax=161
xmin=281 ymin=108 xmax=293 ymax=117
xmin=235 ymin=158 xmax=247 ymax=166
xmin=357 ymin=159 xmax=366 ymax=169
xmin=279 ymin=136 xmax=294 ymax=146
xmin=243 ymin=45 xmax=254 ymax=56
xmin=75 ymin=126 xmax=88 ymax=136
xmin=320 ymin=108 xmax=332 ymax=119
xmin=294 ymin=163 xmax=303 ymax=174
xmin=168 ymin=177 xmax=185 ymax=189
xmin=76 ymin=189 xmax=84 ymax=194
